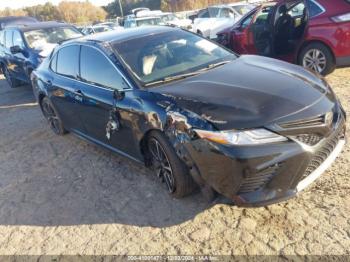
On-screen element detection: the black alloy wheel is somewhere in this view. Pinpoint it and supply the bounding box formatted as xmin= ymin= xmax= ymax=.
xmin=41 ymin=97 xmax=66 ymax=135
xmin=149 ymin=137 xmax=176 ymax=193
xmin=147 ymin=131 xmax=197 ymax=198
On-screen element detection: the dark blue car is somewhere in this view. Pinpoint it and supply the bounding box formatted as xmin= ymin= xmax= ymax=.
xmin=0 ymin=21 xmax=83 ymax=88
xmin=31 ymin=27 xmax=346 ymax=206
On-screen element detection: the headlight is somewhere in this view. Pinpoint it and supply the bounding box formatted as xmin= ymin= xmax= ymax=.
xmin=194 ymin=128 xmax=288 ymax=146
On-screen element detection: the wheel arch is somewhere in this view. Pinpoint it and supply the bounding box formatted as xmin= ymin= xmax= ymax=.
xmin=139 ymin=128 xmax=163 ymax=166
xmin=297 ymin=39 xmax=336 ymax=65
xmin=38 ymin=92 xmax=47 ymax=108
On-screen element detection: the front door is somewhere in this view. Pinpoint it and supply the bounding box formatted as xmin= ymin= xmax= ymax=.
xmin=77 ymin=45 xmax=138 ymax=157
xmin=233 ymin=10 xmax=258 ymax=54
xmin=251 ymin=5 xmax=275 ymax=57
xmin=11 ymin=30 xmax=28 ymax=81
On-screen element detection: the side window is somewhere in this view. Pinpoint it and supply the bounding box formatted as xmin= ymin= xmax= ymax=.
xmin=0 ymin=31 xmax=4 ymax=46
xmin=56 ymin=45 xmax=79 ymax=78
xmin=199 ymin=9 xmax=209 ymax=18
xmin=50 ymin=53 xmax=58 ymax=72
xmin=5 ymin=30 xmax=13 ymax=49
xmin=80 ymin=46 xmax=126 ymax=90
xmin=254 ymin=6 xmax=273 ymax=25
xmin=241 ymin=12 xmax=255 ymax=29
xmin=12 ymin=31 xmax=25 ymax=49
xmin=306 ymin=0 xmax=324 ymax=17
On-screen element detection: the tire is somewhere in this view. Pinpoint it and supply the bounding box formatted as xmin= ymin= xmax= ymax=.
xmin=147 ymin=131 xmax=197 ymax=198
xmin=298 ymin=43 xmax=335 ymax=76
xmin=40 ymin=97 xmax=67 ymax=135
xmin=2 ymin=64 xmax=21 ymax=88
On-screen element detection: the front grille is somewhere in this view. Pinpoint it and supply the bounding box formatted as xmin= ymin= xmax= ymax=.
xmin=238 ymin=164 xmax=282 ymax=194
xmin=294 ymin=134 xmax=323 ymax=146
xmin=301 ymin=125 xmax=345 ymax=180
xmin=280 ymin=115 xmax=325 ymax=129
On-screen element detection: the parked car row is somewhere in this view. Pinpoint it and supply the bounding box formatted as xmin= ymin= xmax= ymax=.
xmin=0 ymin=20 xmax=83 ymax=87
xmin=192 ymin=3 xmax=255 ymax=39
xmin=217 ymin=0 xmax=350 ymax=75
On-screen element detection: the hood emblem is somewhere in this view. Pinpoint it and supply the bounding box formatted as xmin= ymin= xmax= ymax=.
xmin=324 ymin=112 xmax=333 ymax=127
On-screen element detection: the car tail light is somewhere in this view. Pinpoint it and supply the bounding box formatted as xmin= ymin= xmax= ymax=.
xmin=332 ymin=13 xmax=350 ymax=23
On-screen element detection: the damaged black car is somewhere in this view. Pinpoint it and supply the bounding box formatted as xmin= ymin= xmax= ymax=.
xmin=31 ymin=26 xmax=346 ymax=207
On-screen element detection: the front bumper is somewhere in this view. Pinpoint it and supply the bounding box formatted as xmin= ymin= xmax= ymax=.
xmin=185 ymin=109 xmax=346 ymax=207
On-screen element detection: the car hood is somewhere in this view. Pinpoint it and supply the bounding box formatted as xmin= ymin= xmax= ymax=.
xmin=33 ymin=43 xmax=58 ymax=57
xmin=167 ymin=19 xmax=192 ymax=27
xmin=151 ymin=55 xmax=334 ymax=130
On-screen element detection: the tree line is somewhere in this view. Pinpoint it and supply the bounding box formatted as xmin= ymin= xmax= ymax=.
xmin=0 ymin=1 xmax=107 ymax=24
xmin=0 ymin=0 xmax=242 ymax=23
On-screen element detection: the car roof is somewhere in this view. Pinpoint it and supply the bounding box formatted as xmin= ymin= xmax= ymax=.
xmin=0 ymin=16 xmax=38 ymax=29
xmin=5 ymin=21 xmax=73 ymax=32
xmin=65 ymin=26 xmax=176 ymax=45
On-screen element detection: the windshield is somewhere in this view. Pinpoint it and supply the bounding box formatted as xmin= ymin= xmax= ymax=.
xmin=24 ymin=26 xmax=82 ymax=50
xmin=113 ymin=30 xmax=236 ymax=87
xmin=136 ymin=18 xmax=161 ymax=26
xmin=161 ymin=14 xmax=177 ymax=22
xmin=94 ymin=26 xmax=111 ymax=33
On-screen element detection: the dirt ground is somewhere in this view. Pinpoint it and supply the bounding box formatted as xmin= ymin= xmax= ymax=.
xmin=0 ymin=68 xmax=349 ymax=256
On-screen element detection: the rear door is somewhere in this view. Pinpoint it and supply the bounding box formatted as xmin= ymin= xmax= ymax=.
xmin=49 ymin=45 xmax=85 ymax=132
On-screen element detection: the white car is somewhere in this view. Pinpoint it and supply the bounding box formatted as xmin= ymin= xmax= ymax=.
xmin=158 ymin=12 xmax=193 ymax=30
xmin=82 ymin=25 xmax=113 ymax=35
xmin=123 ymin=16 xmax=163 ymax=28
xmin=193 ymin=4 xmax=254 ymax=40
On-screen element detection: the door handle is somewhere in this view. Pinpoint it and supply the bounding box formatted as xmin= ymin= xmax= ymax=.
xmin=74 ymin=89 xmax=83 ymax=96
xmin=73 ymin=89 xmax=83 ymax=102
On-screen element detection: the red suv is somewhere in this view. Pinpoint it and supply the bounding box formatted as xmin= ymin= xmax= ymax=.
xmin=217 ymin=0 xmax=350 ymax=75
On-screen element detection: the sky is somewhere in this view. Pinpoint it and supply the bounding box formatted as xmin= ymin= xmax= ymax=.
xmin=0 ymin=0 xmax=114 ymax=10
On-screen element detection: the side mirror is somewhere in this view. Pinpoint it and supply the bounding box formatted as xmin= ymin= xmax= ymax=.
xmin=10 ymin=45 xmax=22 ymax=54
xmin=113 ymin=89 xmax=125 ymax=101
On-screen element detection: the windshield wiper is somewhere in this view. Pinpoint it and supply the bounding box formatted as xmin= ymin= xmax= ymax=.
xmin=144 ymin=60 xmax=232 ymax=87
xmin=205 ymin=60 xmax=231 ymax=70
xmin=145 ymin=71 xmax=202 ymax=87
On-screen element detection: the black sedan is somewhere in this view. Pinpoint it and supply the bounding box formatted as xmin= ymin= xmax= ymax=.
xmin=31 ymin=26 xmax=346 ymax=207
